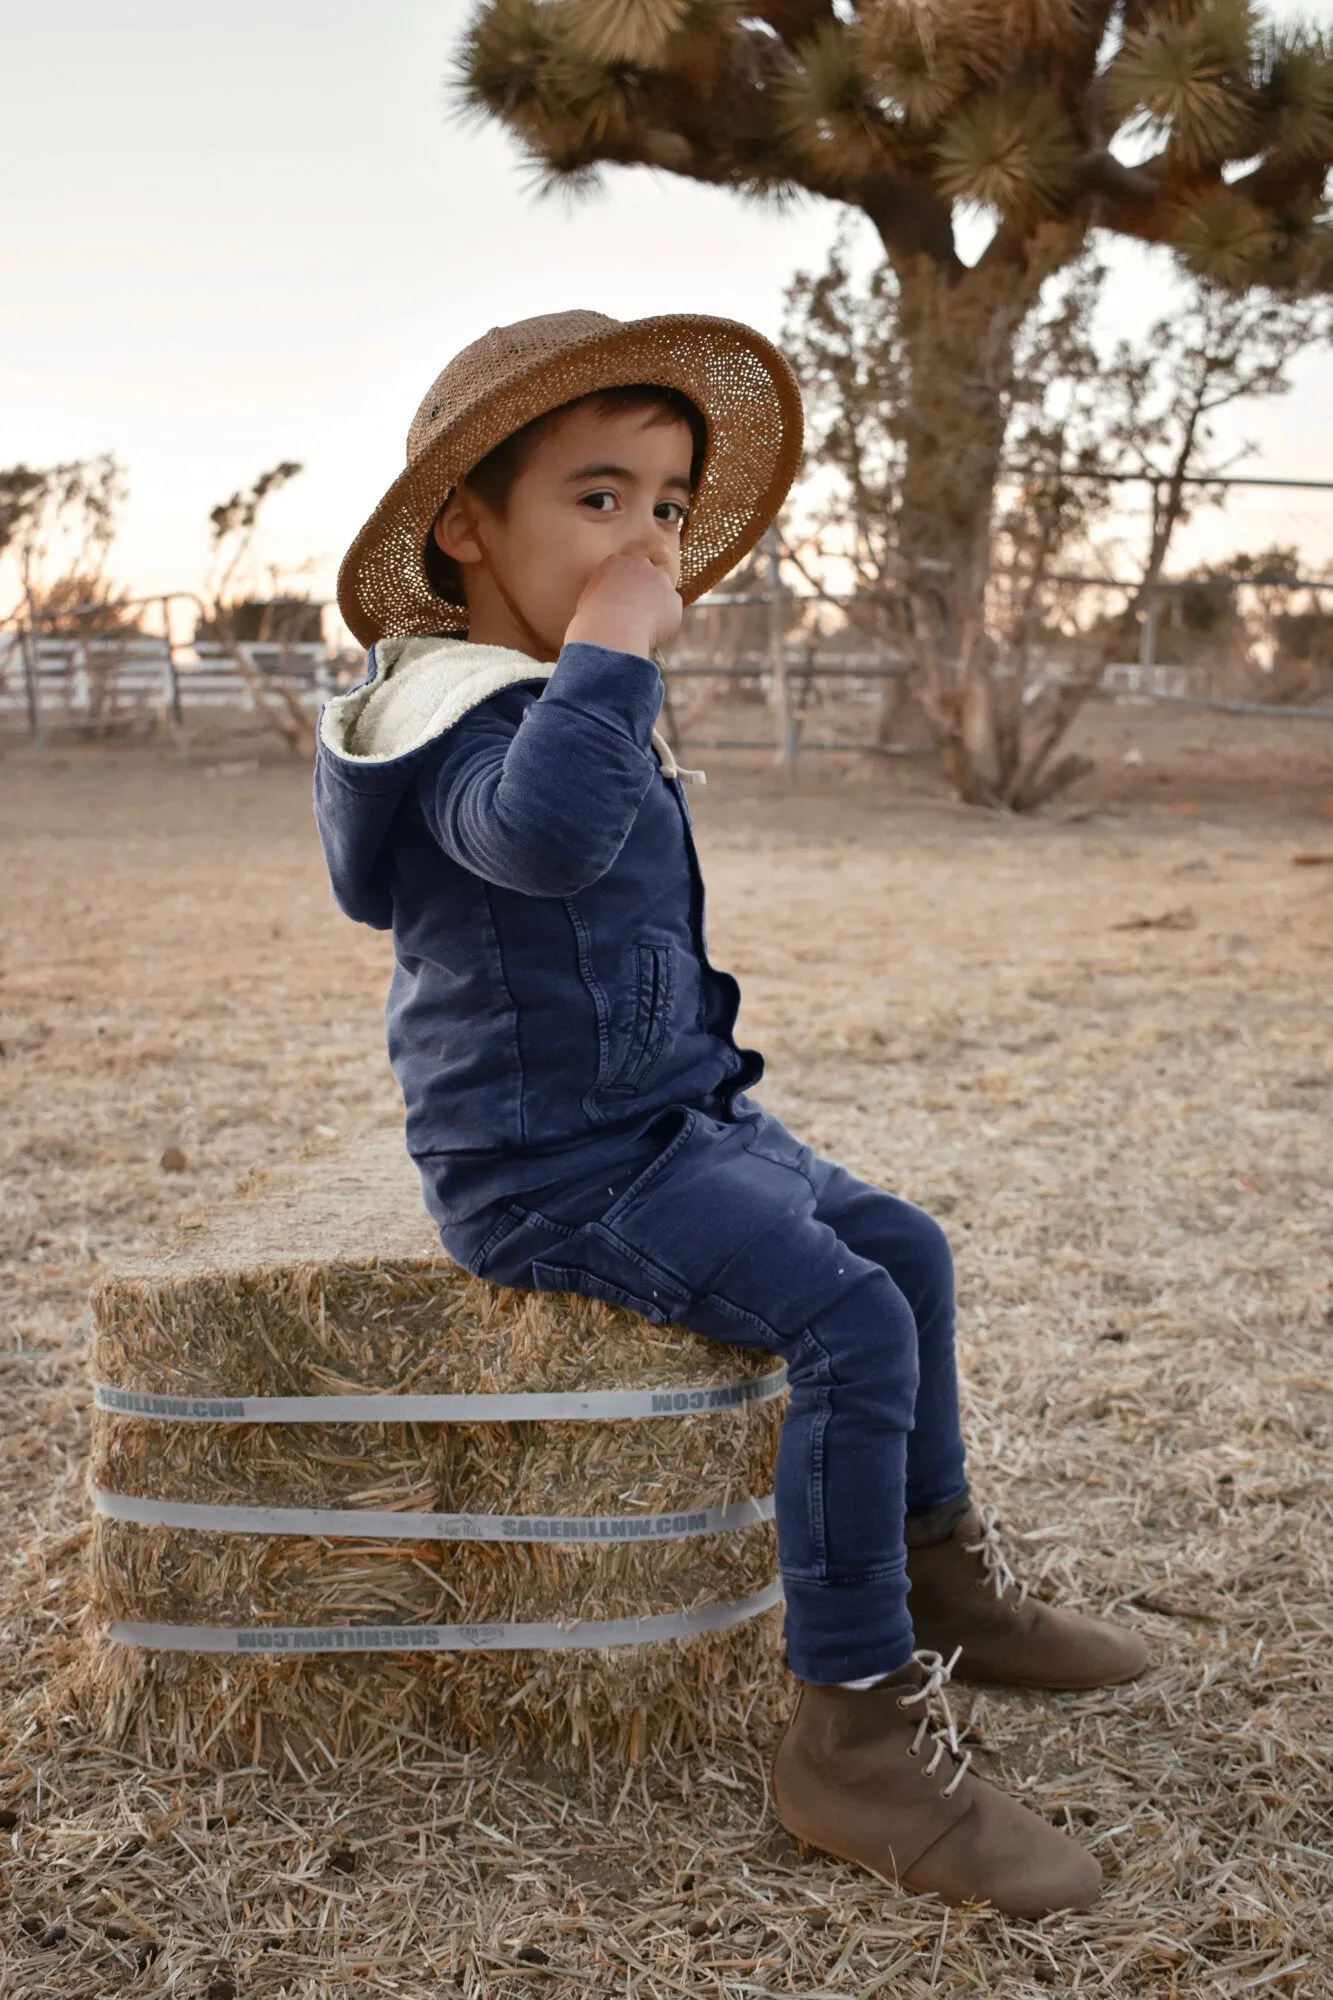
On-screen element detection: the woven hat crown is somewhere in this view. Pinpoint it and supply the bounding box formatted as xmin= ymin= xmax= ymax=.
xmin=406 ymin=311 xmax=619 ymax=465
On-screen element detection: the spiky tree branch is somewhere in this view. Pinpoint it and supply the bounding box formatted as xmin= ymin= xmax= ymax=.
xmin=456 ymin=2 xmax=1333 ymax=289
xmin=453 ymin=3 xmax=1333 ymax=806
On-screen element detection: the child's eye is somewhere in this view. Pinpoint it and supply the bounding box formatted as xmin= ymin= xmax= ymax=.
xmin=655 ymin=500 xmax=688 ymax=528
xmin=579 ymin=489 xmax=618 ymax=513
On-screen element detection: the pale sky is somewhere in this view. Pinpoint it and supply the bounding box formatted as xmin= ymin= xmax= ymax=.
xmin=5 ymin=0 xmax=1333 ymax=638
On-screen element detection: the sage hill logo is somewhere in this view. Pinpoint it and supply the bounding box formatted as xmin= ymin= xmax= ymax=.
xmin=500 ymin=1514 xmax=707 ymax=1540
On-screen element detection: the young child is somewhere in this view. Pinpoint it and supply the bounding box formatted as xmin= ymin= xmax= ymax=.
xmin=315 ymin=309 xmax=1149 ymax=1919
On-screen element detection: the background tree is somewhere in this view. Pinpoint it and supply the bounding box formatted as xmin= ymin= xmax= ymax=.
xmin=205 ymin=461 xmax=305 ymax=617
xmin=456 ymin=0 xmax=1333 ymax=802
xmin=202 ymin=462 xmax=323 ymax=645
xmin=783 ymin=242 xmax=1325 ymax=799
xmin=203 ymin=462 xmax=317 ymax=756
xmin=0 ymin=454 xmax=127 ymax=628
xmin=782 ymin=239 xmax=1117 ymax=798
xmin=1089 ymin=279 xmax=1330 ymax=629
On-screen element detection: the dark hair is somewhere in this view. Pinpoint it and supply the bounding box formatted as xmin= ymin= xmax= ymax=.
xmin=423 ymin=383 xmax=708 ymax=609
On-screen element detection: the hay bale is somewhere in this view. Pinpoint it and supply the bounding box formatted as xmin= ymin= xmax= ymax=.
xmin=79 ymin=1139 xmax=787 ymax=1772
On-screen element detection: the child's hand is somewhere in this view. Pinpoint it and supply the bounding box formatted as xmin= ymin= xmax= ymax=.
xmin=564 ymin=552 xmax=683 ymax=660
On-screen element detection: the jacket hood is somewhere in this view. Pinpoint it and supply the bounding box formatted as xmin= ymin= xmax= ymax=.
xmin=320 ymin=635 xmax=550 ymax=765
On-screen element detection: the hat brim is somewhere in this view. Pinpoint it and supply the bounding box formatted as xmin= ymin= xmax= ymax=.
xmin=336 ymin=314 xmax=804 ymax=649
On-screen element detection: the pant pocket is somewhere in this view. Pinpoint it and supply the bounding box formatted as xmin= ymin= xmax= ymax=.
xmin=440 ymin=1203 xmax=578 ymax=1285
xmin=530 ymin=1261 xmax=690 ymax=1326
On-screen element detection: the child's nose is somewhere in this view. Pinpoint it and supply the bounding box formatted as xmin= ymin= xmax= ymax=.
xmin=621 ymin=514 xmax=671 ymax=565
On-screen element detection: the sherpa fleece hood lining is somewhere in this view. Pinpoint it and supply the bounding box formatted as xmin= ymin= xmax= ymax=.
xmin=318 ymin=634 xmax=695 ymax=781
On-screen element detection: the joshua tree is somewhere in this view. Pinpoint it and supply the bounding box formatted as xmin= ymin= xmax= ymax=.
xmin=455 ymin=0 xmax=1333 ymax=799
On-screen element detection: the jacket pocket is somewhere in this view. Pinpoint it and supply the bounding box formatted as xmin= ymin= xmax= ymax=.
xmin=602 ymin=940 xmax=676 ymax=1094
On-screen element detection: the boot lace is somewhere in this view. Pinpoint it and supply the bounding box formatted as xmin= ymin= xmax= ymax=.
xmin=897 ymin=1645 xmax=971 ymax=1799
xmin=965 ymin=1502 xmax=1029 ymax=1606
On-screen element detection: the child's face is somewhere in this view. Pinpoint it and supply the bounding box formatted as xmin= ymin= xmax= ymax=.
xmin=434 ymin=403 xmax=693 ymax=655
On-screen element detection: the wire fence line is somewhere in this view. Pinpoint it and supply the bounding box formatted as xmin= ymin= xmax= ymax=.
xmin=6 ymin=465 xmax=1333 ymax=760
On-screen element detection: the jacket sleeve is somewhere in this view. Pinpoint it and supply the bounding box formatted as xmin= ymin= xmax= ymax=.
xmin=415 ymin=642 xmax=663 ymax=896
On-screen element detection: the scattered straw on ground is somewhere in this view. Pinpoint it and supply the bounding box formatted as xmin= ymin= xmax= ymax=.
xmin=1 ymin=730 xmax=1330 ymax=1997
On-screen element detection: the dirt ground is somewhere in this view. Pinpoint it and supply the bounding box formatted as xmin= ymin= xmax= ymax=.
xmin=1 ymin=707 xmax=1331 ymax=1999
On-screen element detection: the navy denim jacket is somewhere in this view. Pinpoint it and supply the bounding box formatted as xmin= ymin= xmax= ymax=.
xmin=314 ymin=635 xmax=763 ymax=1212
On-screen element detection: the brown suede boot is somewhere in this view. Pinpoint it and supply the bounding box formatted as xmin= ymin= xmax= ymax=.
xmin=906 ymin=1504 xmax=1151 ymax=1690
xmin=772 ymin=1649 xmax=1101 ymax=1918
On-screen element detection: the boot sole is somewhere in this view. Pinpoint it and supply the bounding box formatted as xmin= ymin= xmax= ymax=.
xmin=788 ymin=1828 xmax=958 ymax=1908
xmin=786 ymin=1826 xmax=1093 ymax=1919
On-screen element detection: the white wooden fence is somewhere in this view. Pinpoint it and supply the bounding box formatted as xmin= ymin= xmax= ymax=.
xmin=5 ymin=630 xmax=1327 ymax=754
xmin=0 ymin=633 xmax=350 ymax=742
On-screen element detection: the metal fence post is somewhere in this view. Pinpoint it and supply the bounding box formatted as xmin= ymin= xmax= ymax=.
xmin=20 ymin=624 xmax=43 ymax=749
xmin=766 ymin=526 xmax=797 ymax=771
xmin=1138 ymin=482 xmax=1162 ymax=672
xmin=160 ymin=595 xmax=187 ymax=751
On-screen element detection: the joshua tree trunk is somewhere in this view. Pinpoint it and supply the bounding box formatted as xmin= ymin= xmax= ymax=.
xmin=887 ymin=254 xmax=1058 ymax=804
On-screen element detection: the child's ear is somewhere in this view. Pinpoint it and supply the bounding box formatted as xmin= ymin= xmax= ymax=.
xmin=433 ymin=493 xmax=483 ymax=566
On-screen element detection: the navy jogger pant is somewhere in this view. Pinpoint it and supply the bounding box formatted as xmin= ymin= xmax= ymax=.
xmin=429 ymin=1099 xmax=968 ymax=1684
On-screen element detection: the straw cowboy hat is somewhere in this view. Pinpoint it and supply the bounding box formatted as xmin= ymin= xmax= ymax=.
xmin=336 ymin=309 xmax=804 ymax=649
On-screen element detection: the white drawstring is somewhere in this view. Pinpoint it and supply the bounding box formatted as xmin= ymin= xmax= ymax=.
xmin=651 ymin=726 xmax=707 ymax=785
xmin=897 ymin=1645 xmax=971 ymax=1799
xmin=964 ymin=1503 xmax=1029 ymax=1606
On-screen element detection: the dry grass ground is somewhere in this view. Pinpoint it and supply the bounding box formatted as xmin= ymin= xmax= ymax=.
xmin=1 ymin=708 xmax=1331 ymax=1998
